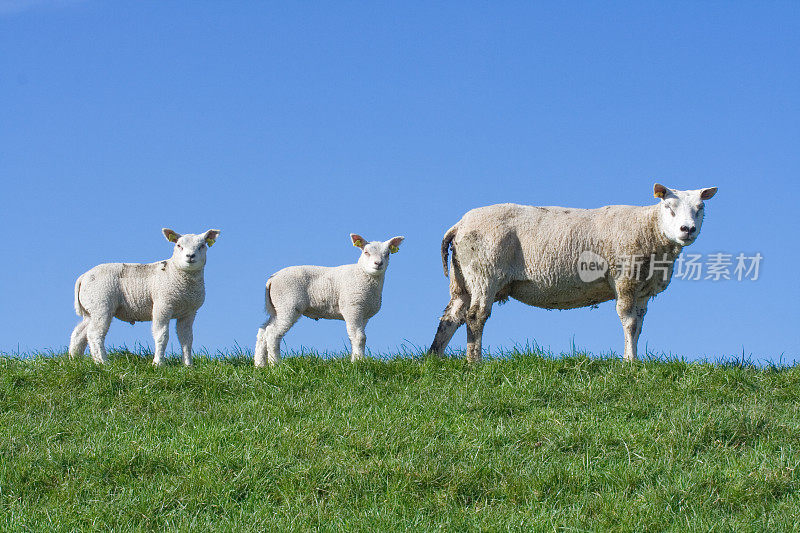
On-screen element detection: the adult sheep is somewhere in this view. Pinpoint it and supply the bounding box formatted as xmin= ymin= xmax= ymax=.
xmin=429 ymin=184 xmax=718 ymax=362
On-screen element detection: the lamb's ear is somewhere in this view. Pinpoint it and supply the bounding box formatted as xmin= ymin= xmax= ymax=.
xmin=700 ymin=187 xmax=718 ymax=200
xmin=386 ymin=236 xmax=405 ymax=254
xmin=203 ymin=229 xmax=221 ymax=247
xmin=350 ymin=233 xmax=367 ymax=249
xmin=163 ymin=228 xmax=181 ymax=243
xmin=653 ymin=183 xmax=670 ymax=199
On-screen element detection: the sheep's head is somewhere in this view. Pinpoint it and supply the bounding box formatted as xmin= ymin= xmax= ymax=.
xmin=351 ymin=233 xmax=405 ymax=276
xmin=163 ymin=228 xmax=221 ymax=271
xmin=653 ymin=184 xmax=717 ymax=246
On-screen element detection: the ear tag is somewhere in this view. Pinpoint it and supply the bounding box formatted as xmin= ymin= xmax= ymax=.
xmin=389 ymin=245 xmax=399 ymax=254
xmin=353 ymin=240 xmax=363 ymax=248
xmin=206 ymin=238 xmax=215 ymax=247
xmin=654 ymin=191 xmax=665 ymax=199
xmin=168 ymin=233 xmax=178 ymax=243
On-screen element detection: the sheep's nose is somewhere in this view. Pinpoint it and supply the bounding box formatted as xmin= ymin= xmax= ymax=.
xmin=374 ymin=260 xmax=384 ymax=268
xmin=680 ymin=225 xmax=696 ymax=235
xmin=187 ymin=253 xmax=196 ymax=259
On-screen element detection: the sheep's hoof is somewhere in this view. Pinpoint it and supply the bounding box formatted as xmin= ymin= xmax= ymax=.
xmin=152 ymin=359 xmax=165 ymax=367
xmin=466 ymin=347 xmax=482 ymax=363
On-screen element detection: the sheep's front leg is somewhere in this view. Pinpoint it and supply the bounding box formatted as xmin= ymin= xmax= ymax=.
xmin=151 ymin=307 xmax=171 ymax=366
xmin=345 ymin=318 xmax=368 ymax=362
xmin=616 ymin=294 xmax=648 ymax=362
xmin=176 ymin=313 xmax=196 ymax=366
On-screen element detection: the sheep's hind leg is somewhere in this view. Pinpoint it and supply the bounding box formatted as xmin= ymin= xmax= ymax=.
xmin=254 ymin=323 xmax=269 ymax=367
xmin=259 ymin=310 xmax=301 ymax=367
xmin=429 ymin=293 xmax=469 ymax=356
xmin=465 ymin=295 xmax=493 ymax=363
xmin=69 ymin=318 xmax=89 ymax=359
xmin=86 ymin=313 xmax=113 ymax=364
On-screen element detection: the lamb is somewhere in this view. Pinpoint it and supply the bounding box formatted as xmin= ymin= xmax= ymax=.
xmin=254 ymin=233 xmax=405 ymax=366
xmin=69 ymin=228 xmax=221 ymax=366
xmin=429 ymin=184 xmax=718 ymax=362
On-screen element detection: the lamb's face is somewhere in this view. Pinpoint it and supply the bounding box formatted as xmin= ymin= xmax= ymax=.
xmin=163 ymin=228 xmax=221 ymax=272
xmin=654 ymin=184 xmax=717 ymax=246
xmin=351 ymin=234 xmax=405 ymax=277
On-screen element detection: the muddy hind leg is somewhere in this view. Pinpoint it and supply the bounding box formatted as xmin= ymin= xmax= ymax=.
xmin=465 ymin=294 xmax=493 ymax=363
xmin=429 ymin=293 xmax=470 ymax=356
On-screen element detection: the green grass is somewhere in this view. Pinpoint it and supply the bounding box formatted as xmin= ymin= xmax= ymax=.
xmin=1 ymin=349 xmax=799 ymax=531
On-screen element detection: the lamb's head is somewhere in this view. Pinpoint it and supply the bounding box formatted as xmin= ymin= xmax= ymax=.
xmin=654 ymin=184 xmax=717 ymax=246
xmin=351 ymin=233 xmax=405 ymax=276
xmin=162 ymin=228 xmax=221 ymax=271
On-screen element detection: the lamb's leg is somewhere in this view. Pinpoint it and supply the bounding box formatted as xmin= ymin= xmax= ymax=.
xmin=616 ymin=294 xmax=648 ymax=362
xmin=86 ymin=313 xmax=113 ymax=364
xmin=151 ymin=308 xmax=171 ymax=366
xmin=429 ymin=293 xmax=469 ymax=356
xmin=254 ymin=322 xmax=269 ymax=367
xmin=176 ymin=313 xmax=196 ymax=366
xmin=345 ymin=317 xmax=368 ymax=362
xmin=69 ymin=318 xmax=89 ymax=359
xmin=465 ymin=296 xmax=492 ymax=363
xmin=259 ymin=310 xmax=301 ymax=367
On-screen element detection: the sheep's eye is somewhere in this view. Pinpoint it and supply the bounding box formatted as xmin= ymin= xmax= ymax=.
xmin=177 ymin=244 xmax=183 ymax=250
xmin=364 ymin=251 xmax=370 ymax=256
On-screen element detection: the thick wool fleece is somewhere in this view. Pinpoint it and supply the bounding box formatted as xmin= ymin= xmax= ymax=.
xmin=69 ymin=229 xmax=219 ymax=366
xmin=430 ymin=188 xmax=716 ymax=363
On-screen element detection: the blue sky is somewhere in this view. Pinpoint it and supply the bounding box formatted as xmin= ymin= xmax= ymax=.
xmin=1 ymin=1 xmax=798 ymax=362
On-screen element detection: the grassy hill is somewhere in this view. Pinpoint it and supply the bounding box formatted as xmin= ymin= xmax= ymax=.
xmin=1 ymin=350 xmax=799 ymax=531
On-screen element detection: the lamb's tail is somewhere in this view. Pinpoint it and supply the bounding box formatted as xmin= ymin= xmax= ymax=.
xmin=264 ymin=277 xmax=277 ymax=318
xmin=74 ymin=275 xmax=88 ymax=317
xmin=441 ymin=223 xmax=459 ymax=278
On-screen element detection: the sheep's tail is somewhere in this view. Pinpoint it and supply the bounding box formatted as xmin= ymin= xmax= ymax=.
xmin=74 ymin=274 xmax=88 ymax=317
xmin=264 ymin=277 xmax=277 ymax=318
xmin=441 ymin=223 xmax=459 ymax=278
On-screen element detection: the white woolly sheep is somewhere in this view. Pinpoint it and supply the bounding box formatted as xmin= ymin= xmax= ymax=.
xmin=254 ymin=233 xmax=405 ymax=366
xmin=69 ymin=228 xmax=221 ymax=365
xmin=429 ymin=184 xmax=718 ymax=362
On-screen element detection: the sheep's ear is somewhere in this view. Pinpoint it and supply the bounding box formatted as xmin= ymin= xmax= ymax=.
xmin=163 ymin=228 xmax=181 ymax=243
xmin=387 ymin=236 xmax=405 ymax=254
xmin=203 ymin=229 xmax=221 ymax=247
xmin=653 ymin=183 xmax=669 ymax=199
xmin=350 ymin=233 xmax=367 ymax=249
xmin=700 ymin=187 xmax=718 ymax=200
